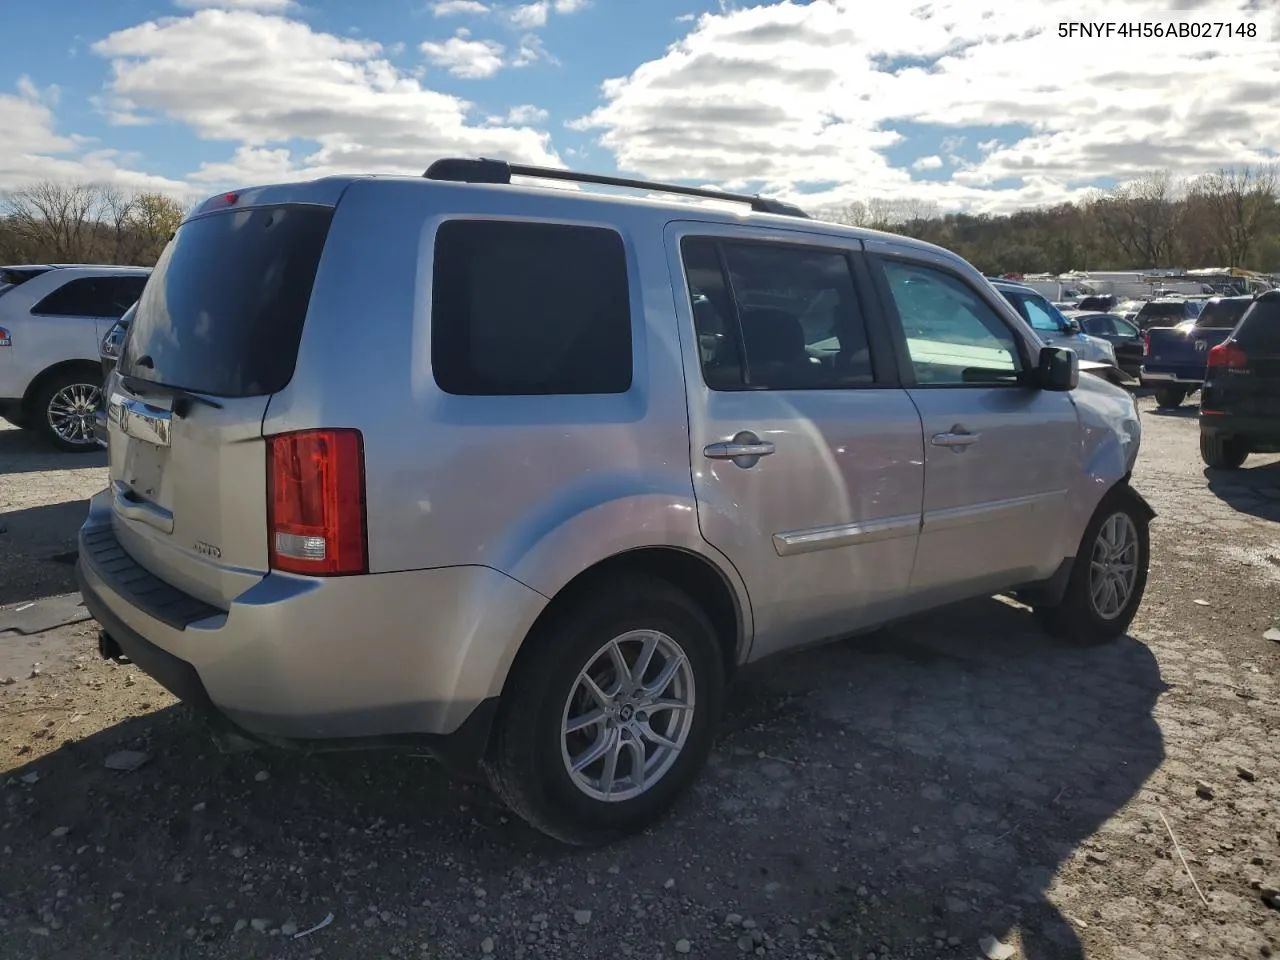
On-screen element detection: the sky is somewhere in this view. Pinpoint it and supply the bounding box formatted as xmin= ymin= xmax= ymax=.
xmin=2 ymin=0 xmax=1278 ymax=215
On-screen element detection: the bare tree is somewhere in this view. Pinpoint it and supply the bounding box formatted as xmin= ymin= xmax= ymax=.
xmin=128 ymin=192 xmax=185 ymax=264
xmin=1188 ymin=164 xmax=1278 ymax=267
xmin=1092 ymin=170 xmax=1186 ymax=267
xmin=2 ymin=181 xmax=107 ymax=262
xmin=819 ymin=197 xmax=939 ymax=232
xmin=100 ymin=186 xmax=139 ymax=263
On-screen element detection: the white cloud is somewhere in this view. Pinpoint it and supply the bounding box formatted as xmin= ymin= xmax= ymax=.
xmin=430 ymin=0 xmax=490 ymax=15
xmin=508 ymin=2 xmax=548 ymax=28
xmin=0 ymin=79 xmax=187 ymax=193
xmin=420 ymin=30 xmax=506 ymax=78
xmin=552 ymin=0 xmax=589 ymax=12
xmin=174 ymin=0 xmax=297 ymax=9
xmin=503 ymin=104 xmax=549 ymax=124
xmin=576 ymin=0 xmax=1280 ymax=213
xmin=91 ymin=9 xmax=557 ymax=189
xmin=512 ymin=32 xmax=557 ymax=67
xmin=912 ymin=155 xmax=943 ymax=171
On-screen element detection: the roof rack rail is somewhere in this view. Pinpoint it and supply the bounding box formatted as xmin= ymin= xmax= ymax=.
xmin=423 ymin=157 xmax=810 ymax=219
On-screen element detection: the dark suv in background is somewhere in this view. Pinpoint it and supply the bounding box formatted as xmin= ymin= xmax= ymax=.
xmin=1199 ymin=291 xmax=1280 ymax=468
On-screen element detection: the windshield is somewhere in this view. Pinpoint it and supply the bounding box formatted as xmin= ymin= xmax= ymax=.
xmin=1194 ymin=298 xmax=1251 ymax=329
xmin=119 ymin=205 xmax=334 ymax=397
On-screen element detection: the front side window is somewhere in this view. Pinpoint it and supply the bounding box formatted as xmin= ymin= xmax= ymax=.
xmin=1081 ymin=315 xmax=1117 ymax=337
xmin=679 ymin=237 xmax=874 ymax=391
xmin=879 ymin=260 xmax=1023 ymax=386
xmin=431 ymin=220 xmax=632 ymax=396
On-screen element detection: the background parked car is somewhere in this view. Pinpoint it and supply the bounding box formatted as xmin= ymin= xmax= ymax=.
xmin=0 ymin=263 xmax=149 ymax=450
xmin=1140 ymin=295 xmax=1254 ymax=408
xmin=1065 ymin=311 xmax=1144 ymax=377
xmin=990 ymin=279 xmax=1120 ymax=368
xmin=1133 ymin=297 xmax=1201 ymax=331
xmin=1199 ymin=290 xmax=1280 ymax=467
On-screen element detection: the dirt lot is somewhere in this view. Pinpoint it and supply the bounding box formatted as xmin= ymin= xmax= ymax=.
xmin=1 ymin=399 xmax=1278 ymax=960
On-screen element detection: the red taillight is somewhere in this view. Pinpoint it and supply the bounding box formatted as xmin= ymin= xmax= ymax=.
xmin=1207 ymin=342 xmax=1247 ymax=370
xmin=267 ymin=429 xmax=367 ymax=577
xmin=223 ymin=192 xmax=238 ymax=205
xmin=1141 ymin=332 xmax=1151 ymax=356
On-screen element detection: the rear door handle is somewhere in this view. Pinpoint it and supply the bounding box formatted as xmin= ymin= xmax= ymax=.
xmin=930 ymin=430 xmax=981 ymax=448
xmin=704 ymin=431 xmax=775 ymax=468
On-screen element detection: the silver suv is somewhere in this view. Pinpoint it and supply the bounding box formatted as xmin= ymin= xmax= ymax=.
xmin=78 ymin=160 xmax=1153 ymax=845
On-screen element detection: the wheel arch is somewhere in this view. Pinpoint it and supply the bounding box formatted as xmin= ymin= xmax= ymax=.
xmin=498 ymin=545 xmax=748 ymax=702
xmin=21 ymin=358 xmax=103 ymax=416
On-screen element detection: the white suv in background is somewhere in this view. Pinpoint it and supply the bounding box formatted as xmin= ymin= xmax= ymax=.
xmin=0 ymin=264 xmax=150 ymax=450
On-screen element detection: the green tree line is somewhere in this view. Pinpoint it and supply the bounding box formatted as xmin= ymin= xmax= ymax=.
xmin=2 ymin=166 xmax=1277 ymax=279
xmin=819 ymin=165 xmax=1280 ymax=278
xmin=0 ymin=181 xmax=187 ymax=267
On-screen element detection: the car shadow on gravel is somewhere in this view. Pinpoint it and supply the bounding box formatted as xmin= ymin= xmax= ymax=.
xmin=1147 ymin=404 xmax=1199 ymax=419
xmin=1205 ymin=459 xmax=1280 ymax=522
xmin=0 ymin=499 xmax=89 ymax=604
xmin=1 ymin=598 xmax=1164 ymax=960
xmin=0 ymin=426 xmax=105 ymax=475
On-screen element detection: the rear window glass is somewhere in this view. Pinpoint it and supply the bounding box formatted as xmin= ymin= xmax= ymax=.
xmin=431 ymin=219 xmax=632 ymax=396
xmin=1138 ymin=302 xmax=1187 ymax=318
xmin=1234 ymin=297 xmax=1280 ymax=352
xmin=34 ymin=276 xmax=147 ymax=319
xmin=1194 ymin=298 xmax=1251 ymax=329
xmin=119 ymin=205 xmax=333 ymax=397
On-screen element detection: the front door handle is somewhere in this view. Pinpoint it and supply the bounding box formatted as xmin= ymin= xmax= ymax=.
xmin=704 ymin=431 xmax=775 ymax=468
xmin=930 ymin=430 xmax=981 ymax=448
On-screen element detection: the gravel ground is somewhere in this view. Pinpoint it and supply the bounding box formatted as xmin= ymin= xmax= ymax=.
xmin=1 ymin=397 xmax=1278 ymax=960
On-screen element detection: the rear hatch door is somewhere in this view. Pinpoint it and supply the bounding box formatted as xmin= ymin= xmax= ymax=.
xmin=106 ymin=200 xmax=335 ymax=609
xmin=1223 ymin=297 xmax=1280 ymax=417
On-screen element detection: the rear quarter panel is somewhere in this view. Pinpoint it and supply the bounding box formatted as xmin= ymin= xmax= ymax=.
xmin=265 ymin=179 xmax=745 ymax=621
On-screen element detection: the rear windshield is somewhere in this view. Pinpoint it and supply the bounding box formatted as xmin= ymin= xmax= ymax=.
xmin=1137 ymin=302 xmax=1187 ymax=318
xmin=1234 ymin=297 xmax=1280 ymax=352
xmin=119 ymin=205 xmax=333 ymax=397
xmin=1194 ymin=299 xmax=1250 ymax=329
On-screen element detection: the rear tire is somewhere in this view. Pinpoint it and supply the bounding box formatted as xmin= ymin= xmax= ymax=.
xmin=1200 ymin=431 xmax=1249 ymax=470
xmin=484 ymin=575 xmax=725 ymax=846
xmin=1154 ymin=386 xmax=1185 ymax=409
xmin=32 ymin=369 xmax=102 ymax=453
xmin=1035 ymin=485 xmax=1150 ymax=646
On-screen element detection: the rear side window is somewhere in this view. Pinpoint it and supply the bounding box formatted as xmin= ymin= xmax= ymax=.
xmin=33 ymin=276 xmax=147 ymax=319
xmin=119 ymin=205 xmax=334 ymax=397
xmin=679 ymin=237 xmax=875 ymax=391
xmin=1233 ymin=297 xmax=1280 ymax=352
xmin=1194 ymin=299 xmax=1250 ymax=329
xmin=431 ymin=220 xmax=632 ymax=396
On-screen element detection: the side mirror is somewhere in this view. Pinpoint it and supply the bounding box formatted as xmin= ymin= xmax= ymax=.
xmin=1036 ymin=346 xmax=1078 ymax=391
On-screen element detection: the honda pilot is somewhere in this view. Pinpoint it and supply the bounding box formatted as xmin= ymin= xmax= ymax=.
xmin=79 ymin=160 xmax=1153 ymax=845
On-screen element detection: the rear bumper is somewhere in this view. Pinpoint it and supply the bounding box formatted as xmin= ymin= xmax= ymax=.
xmin=1200 ymin=413 xmax=1280 ymax=445
xmin=76 ymin=489 xmax=546 ymax=765
xmin=1140 ymin=369 xmax=1202 ymax=387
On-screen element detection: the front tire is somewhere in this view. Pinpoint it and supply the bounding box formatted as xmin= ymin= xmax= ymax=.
xmin=1200 ymin=431 xmax=1248 ymax=470
xmin=33 ymin=370 xmax=102 ymax=453
xmin=1154 ymin=386 xmax=1186 ymax=409
xmin=484 ymin=575 xmax=725 ymax=846
xmin=1035 ymin=486 xmax=1150 ymax=646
